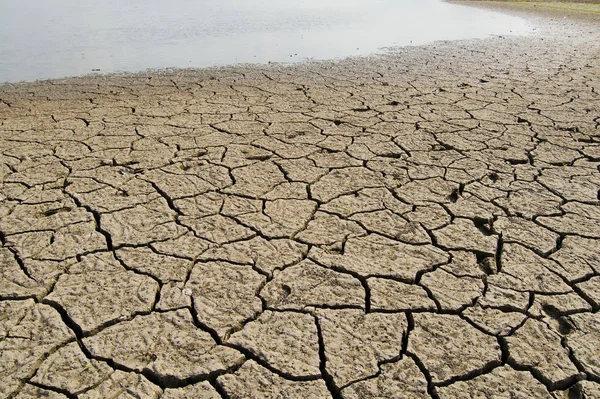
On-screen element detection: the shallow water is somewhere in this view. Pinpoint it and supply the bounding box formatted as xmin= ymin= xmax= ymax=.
xmin=0 ymin=0 xmax=532 ymax=83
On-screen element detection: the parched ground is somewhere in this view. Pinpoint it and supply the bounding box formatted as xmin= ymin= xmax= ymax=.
xmin=1 ymin=3 xmax=600 ymax=399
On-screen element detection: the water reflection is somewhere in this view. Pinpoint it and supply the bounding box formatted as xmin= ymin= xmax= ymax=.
xmin=0 ymin=0 xmax=532 ymax=83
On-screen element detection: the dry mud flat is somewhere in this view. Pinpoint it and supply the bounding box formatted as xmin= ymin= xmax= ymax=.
xmin=1 ymin=4 xmax=600 ymax=399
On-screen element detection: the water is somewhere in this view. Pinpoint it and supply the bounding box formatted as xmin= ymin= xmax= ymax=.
xmin=0 ymin=0 xmax=532 ymax=83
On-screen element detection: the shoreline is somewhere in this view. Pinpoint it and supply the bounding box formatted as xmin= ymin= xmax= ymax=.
xmin=3 ymin=1 xmax=597 ymax=88
xmin=0 ymin=0 xmax=600 ymax=90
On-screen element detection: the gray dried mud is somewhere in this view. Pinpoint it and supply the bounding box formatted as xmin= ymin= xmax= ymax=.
xmin=1 ymin=4 xmax=600 ymax=398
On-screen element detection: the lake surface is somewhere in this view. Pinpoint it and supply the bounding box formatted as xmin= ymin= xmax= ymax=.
xmin=0 ymin=0 xmax=532 ymax=83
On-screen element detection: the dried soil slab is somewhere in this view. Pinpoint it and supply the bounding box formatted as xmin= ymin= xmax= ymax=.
xmin=228 ymin=310 xmax=321 ymax=378
xmin=494 ymin=216 xmax=559 ymax=255
xmin=217 ymin=360 xmax=330 ymax=399
xmin=224 ymin=161 xmax=286 ymax=197
xmin=317 ymin=309 xmax=406 ymax=388
xmin=155 ymin=281 xmax=192 ymax=311
xmin=549 ymin=236 xmax=599 ymax=281
xmin=368 ymin=278 xmax=436 ymax=311
xmin=0 ymin=304 xmax=75 ymax=398
xmin=45 ymin=253 xmax=158 ymax=334
xmin=310 ymin=234 xmax=449 ymax=282
xmin=309 ymin=150 xmax=363 ymax=168
xmin=32 ymin=342 xmax=113 ymax=394
xmin=495 ymin=181 xmax=563 ymax=219
xmin=0 ymin=299 xmax=35 ymax=340
xmin=143 ymin=169 xmax=218 ymax=199
xmin=445 ymin=192 xmax=505 ymax=221
xmin=408 ymin=313 xmax=501 ymax=385
xmin=275 ymin=158 xmax=328 ymax=184
xmin=433 ymin=218 xmax=497 ymax=254
xmin=116 ymin=246 xmax=192 ymax=282
xmin=79 ymin=370 xmax=162 ymax=399
xmin=174 ymin=191 xmax=225 ymax=218
xmin=320 ymin=187 xmax=412 ymax=218
xmin=394 ymin=177 xmax=458 ymax=206
xmin=350 ymin=210 xmax=430 ymax=244
xmin=566 ymin=312 xmax=600 ymax=380
xmin=478 ymin=283 xmax=531 ymax=312
xmin=341 ymin=357 xmax=429 ymax=399
xmin=150 ymin=231 xmax=211 ymax=260
xmin=263 ymin=181 xmax=309 ymax=200
xmin=529 ymin=292 xmax=592 ymax=318
xmin=260 ymin=260 xmax=364 ymax=310
xmin=0 ymin=247 xmax=46 ymax=298
xmin=441 ymin=250 xmax=488 ymax=278
xmin=181 ymin=214 xmax=255 ymax=245
xmin=436 ymin=365 xmax=553 ymax=398
xmin=6 ymin=219 xmax=106 ymax=262
xmin=538 ymin=167 xmax=600 ymax=202
xmin=462 ymin=305 xmax=526 ymax=336
xmin=162 ymin=381 xmax=221 ymax=399
xmin=0 ymin=199 xmax=92 ymax=235
xmin=199 ymin=236 xmax=307 ymax=277
xmin=310 ymin=167 xmax=383 ymax=202
xmin=538 ymin=202 xmax=600 ymax=238
xmin=83 ymin=310 xmax=244 ymax=383
xmin=506 ymin=318 xmax=578 ymax=389
xmin=566 ymin=381 xmax=600 ymax=399
xmin=68 ymin=176 xmax=161 ymax=213
xmin=296 ymin=211 xmax=365 ymax=246
xmin=488 ymin=243 xmax=571 ymax=294
xmin=13 ymin=385 xmax=69 ymax=399
xmin=420 ymin=268 xmax=484 ymax=311
xmin=236 ymin=199 xmax=317 ymax=238
xmin=101 ymin=198 xmax=188 ymax=246
xmin=576 ymin=277 xmax=600 ymax=308
xmin=221 ymin=195 xmax=263 ymax=217
xmin=405 ymin=203 xmax=451 ymax=230
xmin=186 ymin=261 xmax=265 ymax=340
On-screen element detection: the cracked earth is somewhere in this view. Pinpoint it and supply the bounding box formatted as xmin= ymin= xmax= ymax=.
xmin=1 ymin=4 xmax=600 ymax=399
